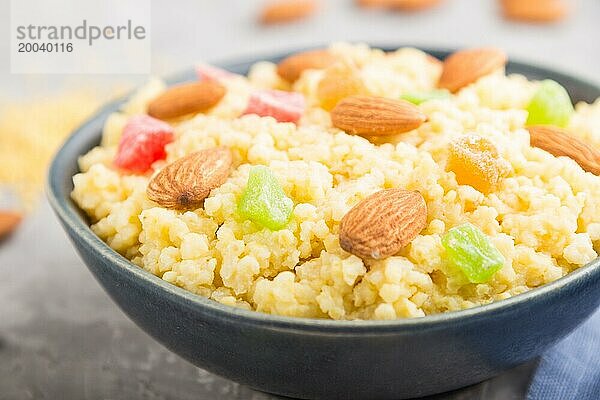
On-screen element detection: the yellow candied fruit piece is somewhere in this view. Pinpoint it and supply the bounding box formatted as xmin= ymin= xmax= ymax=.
xmin=316 ymin=62 xmax=368 ymax=111
xmin=447 ymin=135 xmax=510 ymax=194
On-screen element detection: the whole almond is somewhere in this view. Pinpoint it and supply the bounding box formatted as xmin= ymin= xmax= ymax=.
xmin=501 ymin=0 xmax=568 ymax=23
xmin=277 ymin=49 xmax=339 ymax=83
xmin=260 ymin=0 xmax=318 ymax=24
xmin=147 ymin=81 xmax=226 ymax=120
xmin=331 ymin=95 xmax=427 ymax=136
xmin=438 ymin=48 xmax=508 ymax=93
xmin=147 ymin=147 xmax=232 ymax=210
xmin=339 ymin=189 xmax=427 ymax=260
xmin=527 ymin=125 xmax=600 ymax=175
xmin=0 ymin=210 xmax=22 ymax=240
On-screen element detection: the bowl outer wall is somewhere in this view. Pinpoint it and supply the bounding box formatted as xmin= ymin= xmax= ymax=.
xmin=47 ymin=46 xmax=600 ymax=400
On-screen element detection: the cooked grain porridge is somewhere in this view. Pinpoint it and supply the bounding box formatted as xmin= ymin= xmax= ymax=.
xmin=71 ymin=44 xmax=600 ymax=320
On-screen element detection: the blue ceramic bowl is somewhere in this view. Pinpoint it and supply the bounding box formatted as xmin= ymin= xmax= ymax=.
xmin=48 ymin=47 xmax=600 ymax=400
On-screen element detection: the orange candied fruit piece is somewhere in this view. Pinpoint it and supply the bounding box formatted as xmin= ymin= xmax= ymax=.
xmin=447 ymin=135 xmax=510 ymax=194
xmin=316 ymin=62 xmax=368 ymax=111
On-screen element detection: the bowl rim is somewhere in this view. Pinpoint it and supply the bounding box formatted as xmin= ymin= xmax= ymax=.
xmin=47 ymin=44 xmax=600 ymax=333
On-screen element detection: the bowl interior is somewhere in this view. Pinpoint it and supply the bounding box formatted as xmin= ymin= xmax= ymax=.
xmin=47 ymin=45 xmax=600 ymax=331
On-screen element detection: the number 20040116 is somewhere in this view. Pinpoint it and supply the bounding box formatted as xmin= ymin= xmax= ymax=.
xmin=18 ymin=42 xmax=73 ymax=52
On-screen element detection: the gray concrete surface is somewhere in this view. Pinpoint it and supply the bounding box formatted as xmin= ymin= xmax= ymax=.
xmin=0 ymin=0 xmax=598 ymax=399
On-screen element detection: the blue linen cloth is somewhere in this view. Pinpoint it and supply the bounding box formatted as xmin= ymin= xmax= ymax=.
xmin=527 ymin=308 xmax=600 ymax=400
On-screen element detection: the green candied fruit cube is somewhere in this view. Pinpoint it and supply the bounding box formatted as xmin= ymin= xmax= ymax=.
xmin=441 ymin=223 xmax=505 ymax=283
xmin=400 ymin=89 xmax=451 ymax=105
xmin=237 ymin=165 xmax=293 ymax=230
xmin=526 ymin=80 xmax=574 ymax=128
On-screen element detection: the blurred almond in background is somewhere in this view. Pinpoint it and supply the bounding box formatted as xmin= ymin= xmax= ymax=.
xmin=388 ymin=0 xmax=444 ymax=11
xmin=260 ymin=0 xmax=318 ymax=24
xmin=357 ymin=0 xmax=443 ymax=12
xmin=501 ymin=0 xmax=569 ymax=23
xmin=0 ymin=210 xmax=22 ymax=240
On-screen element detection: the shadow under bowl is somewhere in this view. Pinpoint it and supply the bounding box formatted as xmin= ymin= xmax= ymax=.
xmin=47 ymin=46 xmax=600 ymax=400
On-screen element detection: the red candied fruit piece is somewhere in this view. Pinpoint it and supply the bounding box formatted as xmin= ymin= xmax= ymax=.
xmin=114 ymin=115 xmax=174 ymax=173
xmin=195 ymin=63 xmax=235 ymax=82
xmin=242 ymin=89 xmax=305 ymax=124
